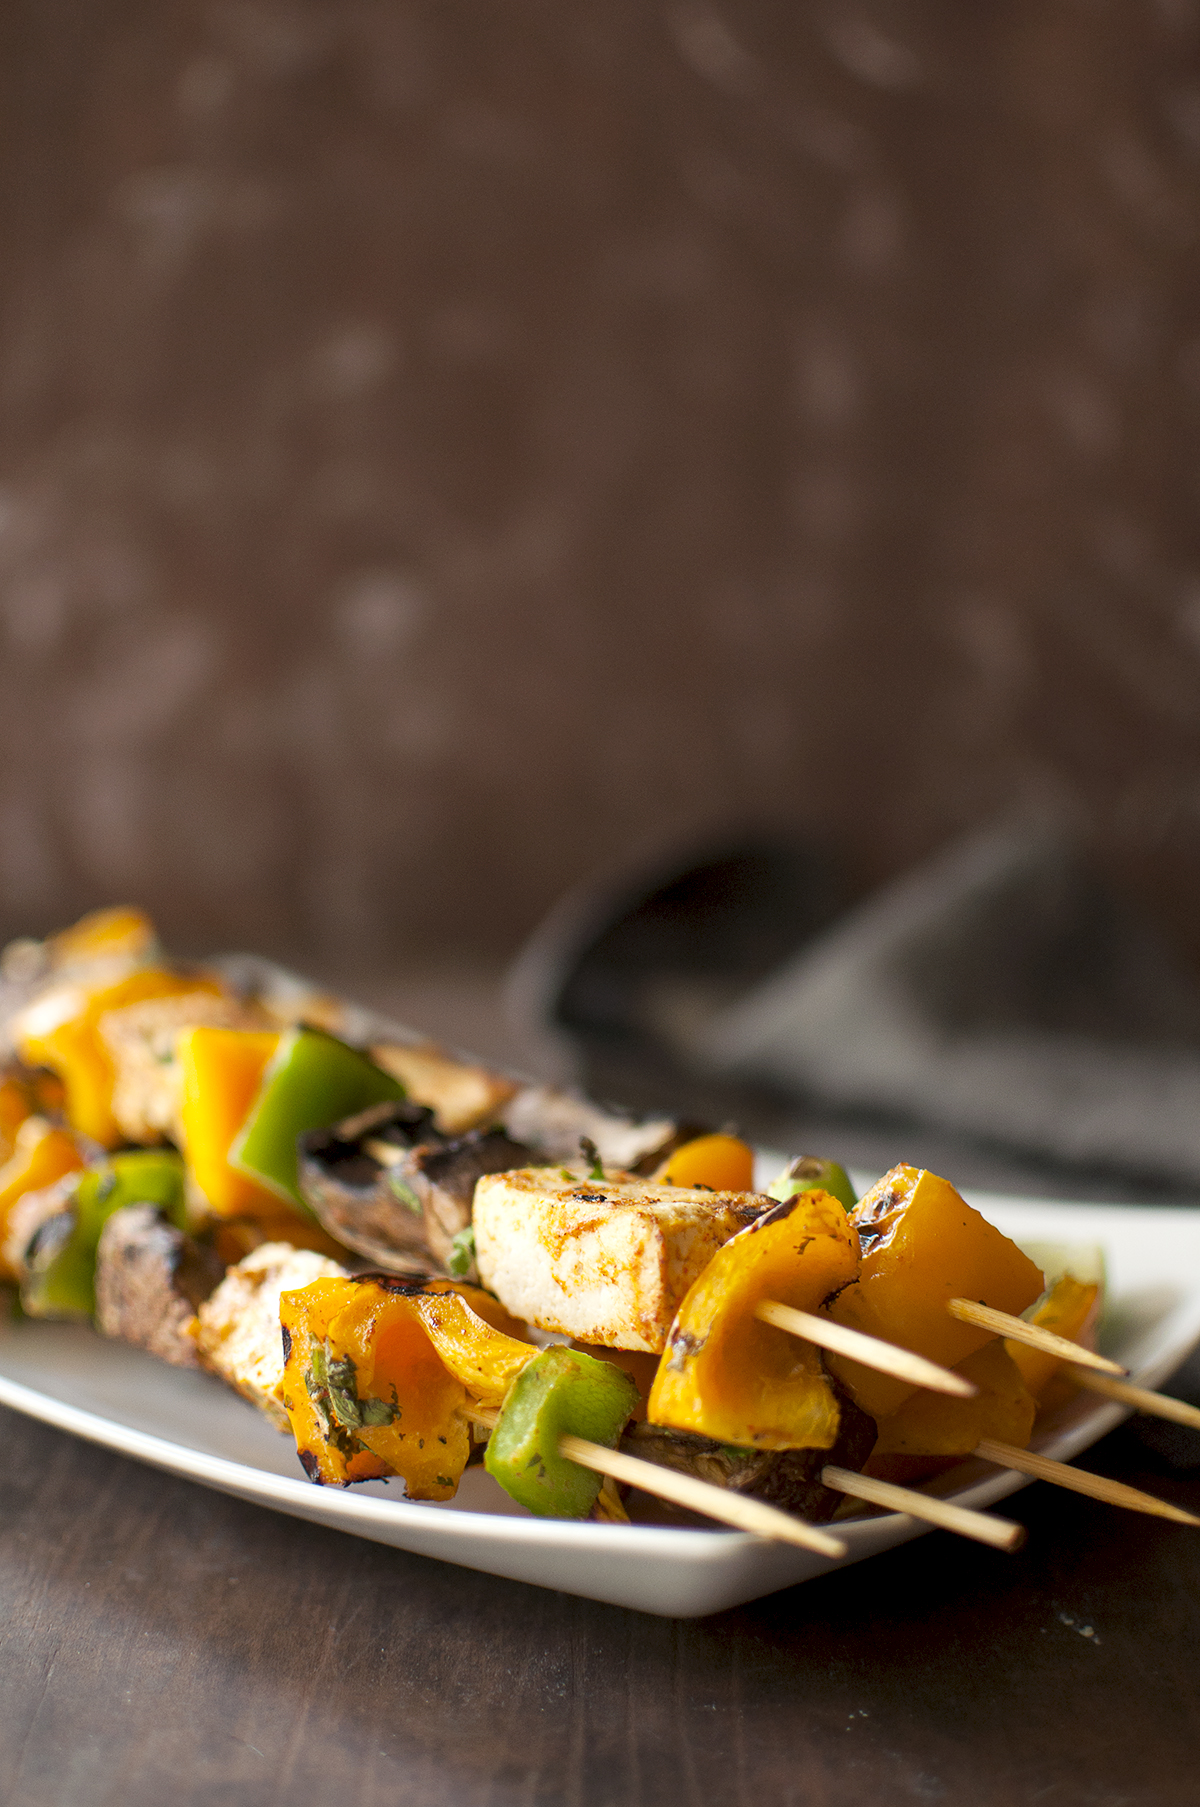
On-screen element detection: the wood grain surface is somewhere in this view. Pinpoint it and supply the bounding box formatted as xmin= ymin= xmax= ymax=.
xmin=2 ymin=1376 xmax=1197 ymax=1807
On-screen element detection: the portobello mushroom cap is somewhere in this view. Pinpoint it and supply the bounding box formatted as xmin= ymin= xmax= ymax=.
xmin=297 ymin=1100 xmax=442 ymax=1275
xmin=621 ymin=1390 xmax=877 ymax=1524
xmin=297 ymin=1101 xmax=533 ymax=1280
xmin=396 ymin=1129 xmax=534 ymax=1277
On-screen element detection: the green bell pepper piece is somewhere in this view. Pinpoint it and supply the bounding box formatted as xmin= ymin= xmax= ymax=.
xmin=22 ymin=1149 xmax=187 ymax=1320
xmin=766 ymin=1155 xmax=856 ymax=1214
xmin=484 ymin=1345 xmax=640 ymax=1518
xmin=229 ymin=1027 xmax=404 ymax=1214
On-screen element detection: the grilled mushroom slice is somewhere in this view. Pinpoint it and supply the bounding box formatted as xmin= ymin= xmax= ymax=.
xmin=386 ymin=1128 xmax=533 ymax=1279
xmin=619 ymin=1391 xmax=877 ymax=1525
xmin=95 ymin=1205 xmax=226 ymax=1368
xmin=297 ymin=1101 xmax=443 ymax=1276
xmin=497 ymin=1085 xmax=701 ymax=1175
xmin=297 ymin=1101 xmax=533 ymax=1280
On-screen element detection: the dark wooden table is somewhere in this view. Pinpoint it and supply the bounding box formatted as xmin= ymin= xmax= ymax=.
xmin=2 ymin=1355 xmax=1198 ymax=1807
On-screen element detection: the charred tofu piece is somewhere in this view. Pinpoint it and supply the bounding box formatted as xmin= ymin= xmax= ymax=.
xmin=194 ymin=1243 xmax=348 ymax=1427
xmin=473 ymin=1170 xmax=767 ymax=1352
xmin=369 ymin=1041 xmax=518 ymax=1136
xmin=621 ymin=1392 xmax=877 ymax=1525
xmin=298 ymin=1102 xmax=529 ymax=1281
xmin=95 ymin=1205 xmax=225 ymax=1368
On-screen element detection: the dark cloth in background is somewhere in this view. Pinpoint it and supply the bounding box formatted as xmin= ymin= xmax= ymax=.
xmin=514 ymin=824 xmax=1200 ymax=1190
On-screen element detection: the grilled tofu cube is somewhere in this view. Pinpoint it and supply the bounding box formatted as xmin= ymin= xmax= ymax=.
xmin=473 ymin=1169 xmax=767 ymax=1352
xmin=194 ymin=1242 xmax=347 ymax=1427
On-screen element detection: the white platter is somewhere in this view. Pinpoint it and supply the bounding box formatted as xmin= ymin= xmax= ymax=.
xmin=1 ymin=1175 xmax=1198 ymax=1618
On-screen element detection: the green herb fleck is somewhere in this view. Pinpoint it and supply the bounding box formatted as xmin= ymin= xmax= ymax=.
xmin=387 ymin=1173 xmax=423 ymax=1216
xmin=448 ymin=1225 xmax=476 ymax=1277
xmin=579 ymin=1136 xmax=605 ymax=1180
xmin=326 ymin=1353 xmax=363 ymax=1429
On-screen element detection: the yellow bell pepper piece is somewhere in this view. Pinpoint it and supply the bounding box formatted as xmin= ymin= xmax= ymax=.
xmin=278 ymin=1276 xmax=516 ymax=1492
xmin=1006 ymin=1274 xmax=1101 ymax=1402
xmin=277 ymin=1276 xmax=390 ymax=1485
xmin=648 ymin=1189 xmax=860 ymax=1451
xmin=656 ymin=1133 xmax=756 ymax=1192
xmin=870 ymin=1339 xmax=1037 ymax=1459
xmin=324 ymin=1279 xmax=471 ymax=1500
xmin=177 ymin=1027 xmax=283 ymax=1217
xmin=47 ymin=906 xmax=158 ymax=970
xmin=0 ymin=1117 xmax=85 ymax=1280
xmin=823 ymin=1165 xmax=1045 ymax=1420
xmin=411 ymin=1285 xmax=535 ymax=1407
xmin=18 ymin=967 xmax=221 ymax=1147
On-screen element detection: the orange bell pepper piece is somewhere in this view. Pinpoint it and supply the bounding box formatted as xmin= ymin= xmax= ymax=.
xmin=823 ymin=1165 xmax=1045 ymax=1419
xmin=870 ymin=1339 xmax=1037 ymax=1460
xmin=648 ymin=1189 xmax=860 ymax=1450
xmin=1006 ymin=1274 xmax=1102 ymax=1403
xmin=281 ymin=1272 xmax=484 ymax=1496
xmin=279 ymin=1276 xmax=522 ymax=1496
xmin=325 ymin=1280 xmax=471 ymax=1499
xmin=656 ymin=1133 xmax=756 ymax=1192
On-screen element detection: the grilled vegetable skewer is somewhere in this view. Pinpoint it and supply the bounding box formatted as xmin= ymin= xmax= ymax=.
xmin=466 ymin=1365 xmax=848 ymax=1554
xmin=5 ymin=911 xmax=1196 ymax=1557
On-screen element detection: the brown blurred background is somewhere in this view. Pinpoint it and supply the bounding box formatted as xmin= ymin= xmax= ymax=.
xmin=2 ymin=1 xmax=1199 ymax=1020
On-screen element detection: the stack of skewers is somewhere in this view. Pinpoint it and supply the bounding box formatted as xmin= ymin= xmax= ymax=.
xmin=0 ymin=906 xmax=1196 ymax=1569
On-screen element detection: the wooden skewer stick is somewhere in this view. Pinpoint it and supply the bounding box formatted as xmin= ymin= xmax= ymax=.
xmin=558 ymin=1434 xmax=848 ymax=1558
xmin=754 ymin=1300 xmax=977 ymax=1398
xmin=821 ymin=1465 xmax=1025 ymax=1552
xmin=1066 ymin=1368 xmax=1200 ymax=1433
xmin=975 ymin=1437 xmax=1200 ymax=1526
xmin=947 ymin=1298 xmax=1127 ymax=1375
xmin=465 ymin=1406 xmax=846 ymax=1556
